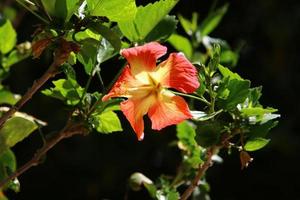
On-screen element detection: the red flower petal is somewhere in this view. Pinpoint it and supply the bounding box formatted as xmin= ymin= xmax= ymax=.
xmin=121 ymin=42 xmax=167 ymax=75
xmin=156 ymin=53 xmax=200 ymax=93
xmin=121 ymin=96 xmax=156 ymax=140
xmin=148 ymin=91 xmax=192 ymax=130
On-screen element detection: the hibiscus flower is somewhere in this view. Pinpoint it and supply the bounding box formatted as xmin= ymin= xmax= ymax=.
xmin=102 ymin=42 xmax=200 ymax=140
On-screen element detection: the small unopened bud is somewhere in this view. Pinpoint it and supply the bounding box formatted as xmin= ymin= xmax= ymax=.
xmin=129 ymin=172 xmax=153 ymax=191
xmin=240 ymin=151 xmax=253 ymax=170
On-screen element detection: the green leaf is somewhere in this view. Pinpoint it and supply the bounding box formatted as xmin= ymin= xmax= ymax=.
xmin=145 ymin=15 xmax=178 ymax=42
xmin=67 ymin=52 xmax=77 ymax=65
xmin=177 ymin=121 xmax=202 ymax=167
xmin=0 ymin=108 xmax=46 ymax=154
xmin=168 ymin=34 xmax=192 ymax=58
xmin=87 ymin=0 xmax=137 ymax=22
xmin=244 ymin=137 xmax=270 ymax=151
xmin=62 ymin=63 xmax=77 ymax=80
xmin=77 ymin=42 xmax=98 ymax=74
xmin=144 ymin=183 xmax=157 ymax=199
xmin=0 ymin=89 xmax=21 ymax=105
xmin=41 ymin=78 xmax=84 ymax=106
xmin=0 ymin=149 xmax=20 ymax=193
xmin=0 ymin=149 xmax=16 ymax=180
xmin=0 ymin=19 xmax=16 ymax=54
xmin=156 ymin=188 xmax=180 ymax=200
xmin=88 ymin=23 xmax=121 ymax=51
xmin=74 ymin=28 xmax=102 ymax=42
xmin=97 ymin=38 xmax=117 ymax=65
xmin=218 ymin=64 xmax=242 ymax=80
xmin=119 ymin=0 xmax=179 ymax=42
xmin=2 ymin=48 xmax=31 ymax=70
xmin=178 ymin=13 xmax=198 ymax=35
xmin=177 ymin=121 xmax=197 ymax=148
xmin=0 ymin=148 xmax=16 ymax=191
xmin=248 ymin=87 xmax=262 ymax=107
xmin=77 ymin=37 xmax=117 ymax=75
xmin=208 ymin=43 xmax=220 ymax=72
xmin=199 ymin=4 xmax=229 ymax=36
xmin=217 ymin=78 xmax=250 ymax=111
xmin=94 ymin=109 xmax=122 ymax=134
xmin=220 ymin=50 xmax=239 ymax=67
xmin=195 ymin=67 xmax=206 ymax=96
xmin=41 ymin=0 xmax=81 ymax=22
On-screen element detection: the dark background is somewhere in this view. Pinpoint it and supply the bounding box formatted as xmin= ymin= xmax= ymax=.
xmin=2 ymin=0 xmax=300 ymax=199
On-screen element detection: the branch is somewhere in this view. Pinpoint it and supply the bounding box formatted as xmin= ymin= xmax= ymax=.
xmin=0 ymin=63 xmax=60 ymax=128
xmin=180 ymin=147 xmax=216 ymax=200
xmin=0 ymin=120 xmax=88 ymax=188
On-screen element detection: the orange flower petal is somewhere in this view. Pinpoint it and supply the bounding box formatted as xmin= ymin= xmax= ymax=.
xmin=121 ymin=42 xmax=167 ymax=75
xmin=102 ymin=65 xmax=155 ymax=101
xmin=155 ymin=53 xmax=200 ymax=93
xmin=103 ymin=66 xmax=133 ymax=101
xmin=148 ymin=91 xmax=192 ymax=130
xmin=121 ymin=95 xmax=156 ymax=140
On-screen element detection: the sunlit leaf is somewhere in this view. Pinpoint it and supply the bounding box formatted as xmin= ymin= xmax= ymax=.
xmin=41 ymin=0 xmax=81 ymax=22
xmin=0 ymin=108 xmax=46 ymax=154
xmin=178 ymin=13 xmax=198 ymax=35
xmin=218 ymin=64 xmax=242 ymax=80
xmin=93 ymin=109 xmax=122 ymax=134
xmin=0 ymin=19 xmax=16 ymax=54
xmin=74 ymin=28 xmax=101 ymax=42
xmin=244 ymin=137 xmax=270 ymax=151
xmin=177 ymin=121 xmax=202 ymax=167
xmin=220 ymin=50 xmax=239 ymax=67
xmin=87 ymin=0 xmax=137 ymax=22
xmin=2 ymin=49 xmax=31 ymax=70
xmin=199 ymin=4 xmax=229 ymax=36
xmin=168 ymin=34 xmax=192 ymax=58
xmin=42 ymin=78 xmax=84 ymax=105
xmin=0 ymin=89 xmax=20 ymax=105
xmin=119 ymin=0 xmax=179 ymax=42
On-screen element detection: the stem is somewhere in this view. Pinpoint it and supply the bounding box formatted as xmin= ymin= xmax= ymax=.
xmin=16 ymin=0 xmax=49 ymax=24
xmin=79 ymin=72 xmax=94 ymax=104
xmin=96 ymin=69 xmax=105 ymax=93
xmin=0 ymin=121 xmax=88 ymax=188
xmin=171 ymin=91 xmax=211 ymax=106
xmin=180 ymin=147 xmax=216 ymax=200
xmin=0 ymin=64 xmax=60 ymax=128
xmin=87 ymin=62 xmax=127 ymax=116
xmin=208 ymin=77 xmax=216 ymax=114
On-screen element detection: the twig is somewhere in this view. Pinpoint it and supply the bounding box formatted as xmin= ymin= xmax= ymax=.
xmin=180 ymin=147 xmax=216 ymax=200
xmin=16 ymin=0 xmax=49 ymax=24
xmin=171 ymin=91 xmax=211 ymax=106
xmin=0 ymin=63 xmax=60 ymax=128
xmin=0 ymin=120 xmax=88 ymax=188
